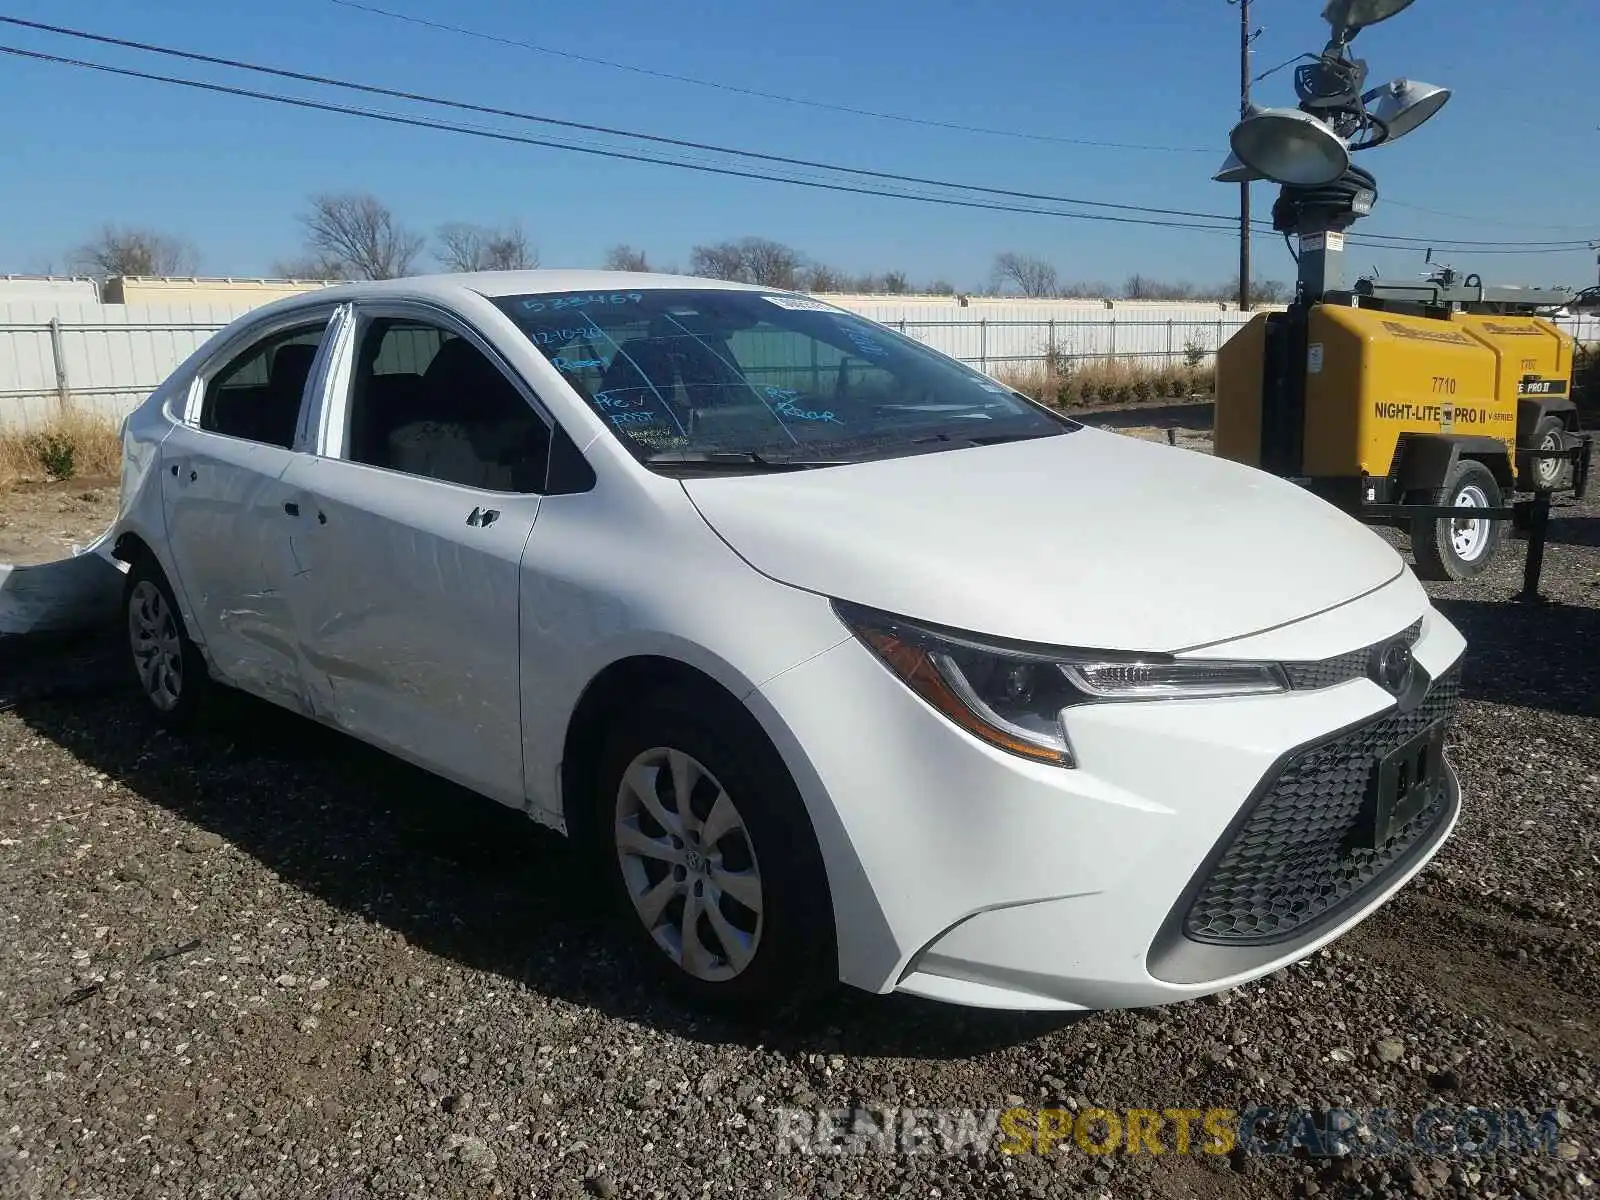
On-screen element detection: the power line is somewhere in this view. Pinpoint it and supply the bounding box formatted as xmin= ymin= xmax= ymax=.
xmin=11 ymin=14 xmax=1594 ymax=254
xmin=0 ymin=15 xmax=1243 ymax=227
xmin=0 ymin=43 xmax=1252 ymax=235
xmin=1382 ymin=198 xmax=1600 ymax=234
xmin=2 ymin=21 xmax=1593 ymax=258
xmin=326 ymin=0 xmax=1216 ymax=155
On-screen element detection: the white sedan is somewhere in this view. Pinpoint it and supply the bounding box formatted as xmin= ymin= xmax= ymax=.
xmin=109 ymin=271 xmax=1467 ymax=1013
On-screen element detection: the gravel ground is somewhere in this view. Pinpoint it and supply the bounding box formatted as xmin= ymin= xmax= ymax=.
xmin=0 ymin=423 xmax=1595 ymax=1200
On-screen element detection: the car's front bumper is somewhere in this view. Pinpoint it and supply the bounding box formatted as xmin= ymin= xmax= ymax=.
xmin=747 ymin=584 xmax=1467 ymax=1012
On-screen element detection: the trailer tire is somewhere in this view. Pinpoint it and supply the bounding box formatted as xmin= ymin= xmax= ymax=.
xmin=1410 ymin=459 xmax=1506 ymax=582
xmin=1528 ymin=415 xmax=1571 ymax=492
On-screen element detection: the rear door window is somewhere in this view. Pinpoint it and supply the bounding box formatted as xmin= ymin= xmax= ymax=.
xmin=200 ymin=323 xmax=330 ymax=449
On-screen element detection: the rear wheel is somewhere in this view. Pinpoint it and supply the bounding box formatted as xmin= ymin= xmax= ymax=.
xmin=593 ymin=693 xmax=835 ymax=1016
xmin=1528 ymin=415 xmax=1571 ymax=492
xmin=1410 ymin=459 xmax=1506 ymax=582
xmin=123 ymin=555 xmax=210 ymax=730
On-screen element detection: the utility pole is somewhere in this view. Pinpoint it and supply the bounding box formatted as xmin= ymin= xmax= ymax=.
xmin=1237 ymin=0 xmax=1253 ymax=311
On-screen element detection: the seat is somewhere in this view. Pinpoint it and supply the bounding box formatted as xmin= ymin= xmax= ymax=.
xmin=387 ymin=337 xmax=548 ymax=490
xmin=259 ymin=342 xmax=320 ymax=447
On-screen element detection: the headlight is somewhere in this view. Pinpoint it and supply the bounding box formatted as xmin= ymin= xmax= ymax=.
xmin=834 ymin=601 xmax=1288 ymax=768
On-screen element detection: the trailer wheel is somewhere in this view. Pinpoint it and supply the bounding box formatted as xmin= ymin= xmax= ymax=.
xmin=1410 ymin=459 xmax=1506 ymax=582
xmin=1528 ymin=415 xmax=1571 ymax=492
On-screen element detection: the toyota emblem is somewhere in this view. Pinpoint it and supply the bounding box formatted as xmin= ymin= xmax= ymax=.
xmin=1375 ymin=641 xmax=1415 ymax=694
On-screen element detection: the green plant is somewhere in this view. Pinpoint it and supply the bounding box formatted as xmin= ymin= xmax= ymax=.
xmin=28 ymin=430 xmax=76 ymax=479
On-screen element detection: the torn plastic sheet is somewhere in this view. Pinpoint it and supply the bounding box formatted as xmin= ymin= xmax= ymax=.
xmin=0 ymin=528 xmax=126 ymax=636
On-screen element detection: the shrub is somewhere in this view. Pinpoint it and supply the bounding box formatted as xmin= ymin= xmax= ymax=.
xmin=0 ymin=410 xmax=122 ymax=487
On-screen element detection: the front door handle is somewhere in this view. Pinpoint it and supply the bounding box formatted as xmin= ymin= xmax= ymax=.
xmin=466 ymin=507 xmax=501 ymax=528
xmin=283 ymin=501 xmax=300 ymax=517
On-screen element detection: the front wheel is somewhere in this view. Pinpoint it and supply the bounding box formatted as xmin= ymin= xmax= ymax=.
xmin=1410 ymin=459 xmax=1506 ymax=582
xmin=594 ymin=696 xmax=835 ymax=1015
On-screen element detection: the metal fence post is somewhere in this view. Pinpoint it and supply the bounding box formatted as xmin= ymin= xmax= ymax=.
xmin=1109 ymin=318 xmax=1117 ymax=358
xmin=979 ymin=319 xmax=988 ymax=372
xmin=1166 ymin=319 xmax=1174 ymax=360
xmin=48 ymin=317 xmax=72 ymax=413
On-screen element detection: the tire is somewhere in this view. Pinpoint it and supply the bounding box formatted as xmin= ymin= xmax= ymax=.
xmin=123 ymin=553 xmax=210 ymax=730
xmin=1528 ymin=415 xmax=1571 ymax=492
xmin=1410 ymin=459 xmax=1506 ymax=582
xmin=591 ymin=691 xmax=836 ymax=1016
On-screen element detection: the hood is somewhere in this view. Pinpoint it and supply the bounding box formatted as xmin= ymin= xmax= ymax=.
xmin=681 ymin=428 xmax=1404 ymax=653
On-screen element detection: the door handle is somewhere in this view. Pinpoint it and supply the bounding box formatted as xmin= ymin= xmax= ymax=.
xmin=169 ymin=463 xmax=178 ymax=477
xmin=283 ymin=501 xmax=300 ymax=517
xmin=466 ymin=507 xmax=500 ymax=527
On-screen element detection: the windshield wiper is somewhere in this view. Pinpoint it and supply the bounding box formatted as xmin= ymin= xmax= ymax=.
xmin=645 ymin=450 xmax=849 ymax=471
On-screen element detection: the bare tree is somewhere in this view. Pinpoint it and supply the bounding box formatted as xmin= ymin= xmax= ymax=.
xmin=435 ymin=221 xmax=537 ymax=272
xmin=739 ymin=238 xmax=803 ymax=288
xmin=1251 ymin=279 xmax=1289 ymax=305
xmin=1124 ymin=275 xmax=1199 ymax=301
xmin=689 ymin=237 xmax=803 ymax=288
xmin=297 ymin=193 xmax=424 ymax=280
xmin=803 ymin=262 xmax=848 ymax=292
xmin=991 ymin=252 xmax=1058 ymax=298
xmin=925 ymin=278 xmax=957 ymax=296
xmin=270 ymin=254 xmax=350 ymax=280
xmin=69 ymin=225 xmax=199 ymax=276
xmin=603 ymin=244 xmax=651 ymax=272
xmin=878 ymin=270 xmax=910 ymax=295
xmin=688 ymin=241 xmax=748 ymax=281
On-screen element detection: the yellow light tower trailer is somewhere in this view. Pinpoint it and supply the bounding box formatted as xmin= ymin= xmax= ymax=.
xmin=1209 ymin=0 xmax=1592 ymax=588
xmin=1216 ymin=265 xmax=1592 ymax=581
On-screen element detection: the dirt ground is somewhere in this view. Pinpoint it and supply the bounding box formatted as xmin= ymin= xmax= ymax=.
xmin=1 ymin=403 xmax=1596 ymax=1200
xmin=0 ymin=476 xmax=120 ymax=565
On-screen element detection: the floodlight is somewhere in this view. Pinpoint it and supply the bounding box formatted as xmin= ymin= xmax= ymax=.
xmin=1322 ymin=0 xmax=1419 ymax=40
xmin=1229 ymin=107 xmax=1352 ymax=186
xmin=1362 ymin=78 xmax=1451 ymax=143
xmin=1213 ymin=152 xmax=1264 ymax=184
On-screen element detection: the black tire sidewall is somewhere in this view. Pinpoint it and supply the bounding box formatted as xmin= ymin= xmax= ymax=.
xmin=1410 ymin=459 xmax=1505 ymax=581
xmin=1531 ymin=415 xmax=1570 ymax=491
xmin=123 ymin=555 xmax=208 ymax=730
xmin=591 ymin=697 xmax=835 ymax=1014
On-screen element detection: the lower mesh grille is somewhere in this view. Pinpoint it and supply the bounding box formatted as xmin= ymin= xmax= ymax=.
xmin=1182 ymin=666 xmax=1460 ymax=945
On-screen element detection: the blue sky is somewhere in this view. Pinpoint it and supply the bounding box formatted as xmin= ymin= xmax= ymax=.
xmin=0 ymin=0 xmax=1595 ymax=292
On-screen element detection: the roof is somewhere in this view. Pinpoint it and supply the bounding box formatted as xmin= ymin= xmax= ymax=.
xmin=381 ymin=269 xmax=769 ymax=299
xmin=222 ymin=270 xmax=797 ymax=326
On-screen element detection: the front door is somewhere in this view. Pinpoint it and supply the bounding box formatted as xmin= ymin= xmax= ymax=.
xmin=282 ymin=308 xmax=554 ymax=806
xmin=159 ymin=314 xmax=336 ymax=707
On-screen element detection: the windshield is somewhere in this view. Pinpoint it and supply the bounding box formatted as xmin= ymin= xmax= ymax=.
xmin=491 ymin=288 xmax=1076 ymax=467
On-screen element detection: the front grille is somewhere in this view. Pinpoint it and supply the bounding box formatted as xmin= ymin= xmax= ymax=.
xmin=1282 ymin=619 xmax=1423 ymax=691
xmin=1182 ymin=664 xmax=1460 ymax=945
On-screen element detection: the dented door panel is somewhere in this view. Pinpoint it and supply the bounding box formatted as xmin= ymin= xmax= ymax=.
xmin=277 ymin=454 xmax=539 ymax=807
xmin=159 ymin=430 xmax=308 ymax=707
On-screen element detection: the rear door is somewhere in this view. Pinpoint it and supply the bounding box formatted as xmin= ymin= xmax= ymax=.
xmin=160 ymin=306 xmax=345 ymax=708
xmin=279 ymin=303 xmax=552 ymax=806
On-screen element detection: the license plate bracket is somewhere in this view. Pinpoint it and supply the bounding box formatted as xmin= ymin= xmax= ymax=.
xmin=1359 ymin=722 xmax=1446 ymax=849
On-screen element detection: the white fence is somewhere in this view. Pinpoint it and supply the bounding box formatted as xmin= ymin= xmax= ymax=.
xmin=0 ymin=300 xmax=252 ymax=430
xmin=1 ymin=296 xmax=1596 ymax=432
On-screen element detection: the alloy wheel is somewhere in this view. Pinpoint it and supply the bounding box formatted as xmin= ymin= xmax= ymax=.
xmin=128 ymin=579 xmax=183 ymax=712
xmin=614 ymin=746 xmax=764 ymax=983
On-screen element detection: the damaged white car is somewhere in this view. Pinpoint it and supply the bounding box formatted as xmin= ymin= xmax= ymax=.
xmin=108 ymin=271 xmax=1467 ymax=1013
